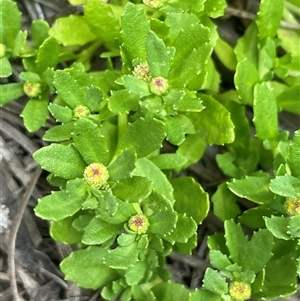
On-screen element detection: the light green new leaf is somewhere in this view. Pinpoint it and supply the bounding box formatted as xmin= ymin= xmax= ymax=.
xmin=287 ymin=216 xmax=300 ymax=238
xmin=269 ymin=174 xmax=300 ymax=198
xmin=61 ymin=246 xmax=119 ymax=289
xmin=190 ymin=289 xmax=220 ymax=301
xmin=202 ymin=268 xmax=228 ymax=295
xmin=35 ymin=178 xmax=87 ymax=220
xmin=31 ymin=20 xmax=50 ymax=47
xmin=172 ymin=177 xmax=209 ymax=224
xmin=203 ymin=0 xmax=227 ymax=18
xmin=33 ymin=143 xmax=86 ymax=179
xmin=253 ymin=82 xmax=278 ymax=141
xmin=73 ymin=118 xmax=109 ymax=165
xmin=256 ymin=0 xmax=283 ymax=40
xmin=150 ymin=153 xmax=188 ymax=171
xmin=48 ymin=103 xmax=73 ymax=123
xmin=0 ymin=0 xmax=21 ymax=49
xmin=277 ymin=85 xmax=300 ymax=115
xmin=43 ymin=122 xmax=75 ymax=142
xmin=121 ymin=2 xmax=150 ymax=63
xmin=227 ymin=174 xmax=275 ymax=204
xmin=108 ymin=89 xmax=140 ymax=114
xmin=49 ymin=15 xmax=96 ymax=46
xmin=214 ymin=38 xmax=237 ymax=71
xmin=264 ymin=216 xmax=290 ymax=240
xmin=0 ymin=83 xmax=24 ymax=106
xmin=151 ymin=282 xmax=190 ymax=301
xmin=117 ymin=118 xmax=165 ymax=158
xmin=209 ymin=250 xmax=232 ymax=271
xmin=149 ymin=210 xmax=177 ymax=238
xmin=125 ymin=261 xmax=147 ymax=286
xmin=21 ymin=98 xmax=49 ymax=132
xmin=0 ymin=57 xmax=12 ymax=78
xmin=120 ymin=75 xmax=151 ymax=97
xmin=84 ymin=85 xmax=103 ymax=111
xmin=288 ymin=130 xmax=300 ymax=178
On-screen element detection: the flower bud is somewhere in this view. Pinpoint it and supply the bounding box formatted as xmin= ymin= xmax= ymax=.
xmin=23 ymin=82 xmax=42 ymax=98
xmin=143 ymin=0 xmax=161 ymax=9
xmin=284 ymin=198 xmax=300 ymax=216
xmin=149 ymin=76 xmax=169 ymax=96
xmin=84 ymin=163 xmax=109 ymax=189
xmin=133 ymin=62 xmax=151 ymax=82
xmin=0 ymin=44 xmax=6 ymax=58
xmin=229 ymin=281 xmax=251 ymax=301
xmin=73 ymin=105 xmax=90 ymax=119
xmin=128 ymin=214 xmax=149 ymax=234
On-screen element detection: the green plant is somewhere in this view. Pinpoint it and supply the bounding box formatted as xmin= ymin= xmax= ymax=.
xmin=1 ymin=0 xmax=300 ymax=300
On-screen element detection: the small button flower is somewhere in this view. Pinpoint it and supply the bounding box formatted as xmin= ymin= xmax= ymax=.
xmin=284 ymin=198 xmax=300 ymax=216
xmin=149 ymin=76 xmax=169 ymax=96
xmin=0 ymin=44 xmax=6 ymax=58
xmin=73 ymin=105 xmax=90 ymax=119
xmin=23 ymin=82 xmax=42 ymax=98
xmin=84 ymin=163 xmax=109 ymax=189
xmin=229 ymin=281 xmax=251 ymax=301
xmin=128 ymin=214 xmax=149 ymax=234
xmin=143 ymin=0 xmax=161 ymax=9
xmin=132 ymin=62 xmax=151 ymax=82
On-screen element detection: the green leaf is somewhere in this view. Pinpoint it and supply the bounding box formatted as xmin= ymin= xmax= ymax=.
xmin=21 ymin=98 xmax=49 ymax=132
xmin=190 ymin=289 xmax=220 ymax=301
xmin=48 ymin=103 xmax=73 ymax=123
xmin=0 ymin=0 xmax=21 ymax=49
xmin=212 ymin=183 xmax=241 ymax=221
xmin=34 ymin=178 xmax=87 ymax=220
xmin=125 ymin=261 xmax=147 ymax=286
xmin=277 ymin=85 xmax=300 ymax=115
xmin=108 ymin=89 xmax=140 ymax=114
xmin=0 ymin=56 xmax=12 ymax=78
xmin=214 ymin=38 xmax=237 ymax=71
xmin=146 ymin=31 xmax=173 ymax=78
xmin=50 ymin=215 xmax=83 ymax=244
xmin=33 ymin=143 xmax=86 ymax=179
xmin=108 ymin=150 xmax=136 ymax=181
xmin=84 ymin=85 xmax=103 ymax=111
xmin=264 ymin=216 xmax=290 ymax=240
xmin=120 ymin=75 xmax=151 ymax=97
xmin=269 ymin=174 xmax=300 ymax=198
xmin=61 ymin=246 xmax=119 ymax=289
xmin=172 ymin=177 xmax=209 ymax=224
xmin=117 ymin=118 xmax=165 ymax=158
xmin=287 ymin=215 xmax=300 ymax=238
xmin=133 ymin=158 xmax=174 ymax=202
xmin=31 ymin=20 xmax=50 ymax=47
xmin=0 ymin=83 xmax=24 ymax=106
xmin=209 ymin=250 xmax=232 ymax=271
xmin=73 ymin=118 xmax=109 ymax=165
xmin=150 ymin=153 xmax=188 ymax=171
xmin=49 ymin=15 xmax=96 ymax=46
xmin=148 ymin=210 xmax=177 ymax=238
xmin=173 ymin=93 xmax=204 ymax=113
xmin=103 ymin=242 xmax=139 ymax=269
xmin=151 ymin=282 xmax=190 ymax=301
xmin=82 ymin=217 xmax=120 ymax=245
xmin=190 ymin=94 xmax=235 ymax=145
xmin=227 ymin=174 xmax=275 ymax=204
xmin=234 ymin=58 xmax=259 ymax=105
xmin=164 ymin=116 xmax=186 ymax=145
xmin=117 ymin=233 xmax=136 ymax=247
xmin=121 ymin=2 xmax=150 ymax=64
xmin=253 ymin=82 xmax=278 ymax=141
xmin=203 ymin=0 xmax=227 ymax=18
xmin=112 ymin=176 xmax=152 ymax=203
xmin=84 ymin=0 xmax=120 ymax=44
xmin=288 ymin=130 xmax=300 ymax=178
xmin=202 ymin=268 xmax=228 ymax=295
xmin=256 ymin=0 xmax=283 ymax=40
xmin=36 ymin=37 xmax=60 ymax=72
xmin=43 ymin=122 xmax=75 ymax=142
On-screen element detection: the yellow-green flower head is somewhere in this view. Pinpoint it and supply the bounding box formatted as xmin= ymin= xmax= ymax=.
xmin=229 ymin=281 xmax=251 ymax=301
xmin=128 ymin=214 xmax=149 ymax=234
xmin=149 ymin=76 xmax=169 ymax=96
xmin=284 ymin=198 xmax=300 ymax=216
xmin=143 ymin=0 xmax=161 ymax=8
xmin=0 ymin=44 xmax=6 ymax=58
xmin=23 ymin=82 xmax=42 ymax=98
xmin=73 ymin=105 xmax=90 ymax=119
xmin=84 ymin=163 xmax=109 ymax=189
xmin=133 ymin=62 xmax=151 ymax=82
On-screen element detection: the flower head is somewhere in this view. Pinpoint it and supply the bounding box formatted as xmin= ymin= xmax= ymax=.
xmin=284 ymin=198 xmax=300 ymax=216
xmin=133 ymin=62 xmax=151 ymax=82
xmin=0 ymin=44 xmax=6 ymax=58
xmin=23 ymin=82 xmax=42 ymax=98
xmin=143 ymin=0 xmax=162 ymax=9
xmin=128 ymin=214 xmax=149 ymax=234
xmin=149 ymin=76 xmax=169 ymax=96
xmin=73 ymin=105 xmax=90 ymax=119
xmin=84 ymin=163 xmax=109 ymax=189
xmin=229 ymin=281 xmax=251 ymax=301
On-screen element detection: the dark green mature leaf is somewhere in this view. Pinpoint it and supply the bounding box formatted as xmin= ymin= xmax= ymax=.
xmin=61 ymin=246 xmax=119 ymax=289
xmin=120 ymin=75 xmax=151 ymax=97
xmin=117 ymin=118 xmax=165 ymax=158
xmin=149 ymin=210 xmax=177 ymax=238
xmin=21 ymin=98 xmax=49 ymax=132
xmin=43 ymin=122 xmax=75 ymax=142
xmin=49 ymin=15 xmax=96 ymax=46
xmin=33 ymin=143 xmax=86 ymax=179
xmin=202 ymin=268 xmax=228 ymax=295
xmin=288 ymin=130 xmax=300 ymax=178
xmin=125 ymin=261 xmax=147 ymax=286
xmin=84 ymin=85 xmax=103 ymax=111
xmin=256 ymin=0 xmax=283 ymax=40
xmin=108 ymin=89 xmax=140 ymax=114
xmin=0 ymin=0 xmax=21 ymax=49
xmin=84 ymin=0 xmax=120 ymax=43
xmin=0 ymin=83 xmax=24 ymax=106
xmin=269 ymin=174 xmax=300 ymax=198
xmin=151 ymin=282 xmax=190 ymax=301
xmin=73 ymin=118 xmax=109 ymax=165
xmin=121 ymin=2 xmax=150 ymax=64
xmin=34 ymin=178 xmax=87 ymax=220
xmin=287 ymin=215 xmax=300 ymax=238
xmin=253 ymin=82 xmax=278 ymax=141
xmin=172 ymin=177 xmax=209 ymax=224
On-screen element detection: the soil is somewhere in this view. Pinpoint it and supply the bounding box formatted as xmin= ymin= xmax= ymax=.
xmin=0 ymin=0 xmax=299 ymax=300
